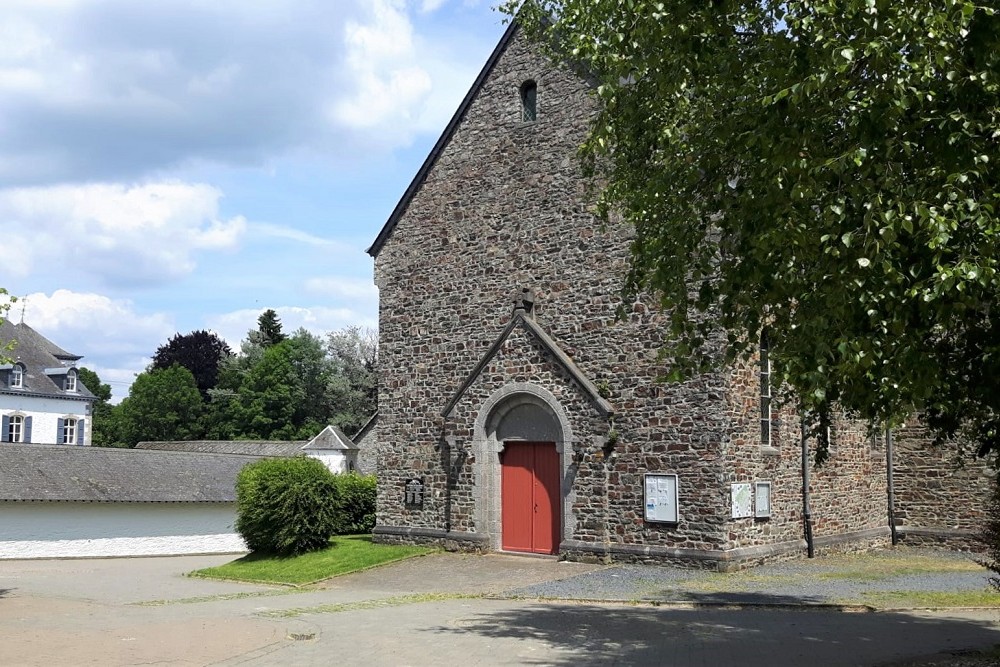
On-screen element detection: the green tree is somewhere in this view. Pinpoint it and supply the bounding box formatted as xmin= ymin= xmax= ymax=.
xmin=508 ymin=1 xmax=1000 ymax=452
xmin=231 ymin=341 xmax=303 ymax=440
xmin=77 ymin=367 xmax=120 ymax=447
xmin=326 ymin=326 xmax=377 ymax=436
xmin=117 ymin=365 xmax=204 ymax=446
xmin=256 ymin=309 xmax=287 ymax=348
xmin=151 ymin=330 xmax=233 ymax=398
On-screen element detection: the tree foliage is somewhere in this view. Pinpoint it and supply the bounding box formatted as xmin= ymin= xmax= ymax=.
xmin=116 ymin=365 xmax=204 ymax=446
xmin=256 ymin=309 xmax=287 ymax=348
xmin=151 ymin=330 xmax=232 ymax=397
xmin=235 ymin=456 xmax=340 ymax=555
xmin=508 ymin=0 xmax=1000 ymax=451
xmin=326 ymin=326 xmax=378 ymax=436
xmin=77 ymin=367 xmax=121 ymax=447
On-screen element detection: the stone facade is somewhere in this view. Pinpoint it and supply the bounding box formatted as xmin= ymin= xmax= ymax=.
xmin=368 ymin=23 xmax=989 ymax=569
xmin=893 ymin=423 xmax=994 ymax=550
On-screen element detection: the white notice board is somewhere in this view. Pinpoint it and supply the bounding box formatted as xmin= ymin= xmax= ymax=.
xmin=731 ymin=483 xmax=753 ymax=518
xmin=644 ymin=473 xmax=679 ymax=523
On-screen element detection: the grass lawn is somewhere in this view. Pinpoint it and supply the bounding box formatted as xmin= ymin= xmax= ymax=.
xmin=190 ymin=535 xmax=436 ymax=586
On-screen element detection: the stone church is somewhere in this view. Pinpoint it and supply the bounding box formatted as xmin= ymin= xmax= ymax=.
xmin=365 ymin=22 xmax=992 ymax=569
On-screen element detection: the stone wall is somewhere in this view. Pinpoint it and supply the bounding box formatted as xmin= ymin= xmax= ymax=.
xmin=372 ymin=24 xmax=924 ymax=568
xmin=893 ymin=423 xmax=995 ymax=550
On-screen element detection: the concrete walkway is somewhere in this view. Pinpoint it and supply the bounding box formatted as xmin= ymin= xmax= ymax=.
xmin=1 ymin=552 xmax=999 ymax=666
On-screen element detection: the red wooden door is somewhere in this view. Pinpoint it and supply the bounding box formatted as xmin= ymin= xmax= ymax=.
xmin=501 ymin=442 xmax=561 ymax=554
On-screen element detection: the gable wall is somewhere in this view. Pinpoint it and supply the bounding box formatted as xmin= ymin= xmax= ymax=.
xmin=374 ymin=28 xmax=733 ymax=555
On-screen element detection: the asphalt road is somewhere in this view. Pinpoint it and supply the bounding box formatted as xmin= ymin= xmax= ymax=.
xmin=1 ymin=553 xmax=999 ymax=666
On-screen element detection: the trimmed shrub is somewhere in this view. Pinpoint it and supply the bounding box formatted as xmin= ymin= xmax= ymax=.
xmin=331 ymin=472 xmax=377 ymax=535
xmin=236 ymin=457 xmax=340 ymax=555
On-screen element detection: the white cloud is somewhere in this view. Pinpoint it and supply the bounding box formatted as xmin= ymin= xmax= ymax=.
xmin=0 ymin=0 xmax=494 ymax=184
xmin=303 ymin=276 xmax=379 ymax=302
xmin=0 ymin=181 xmax=246 ymax=287
xmin=8 ymin=289 xmax=175 ymax=401
xmin=420 ymin=0 xmax=448 ymax=12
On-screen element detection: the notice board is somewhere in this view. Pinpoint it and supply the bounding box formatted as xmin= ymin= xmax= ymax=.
xmin=644 ymin=473 xmax=679 ymax=523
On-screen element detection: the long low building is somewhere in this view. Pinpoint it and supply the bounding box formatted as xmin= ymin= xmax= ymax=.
xmin=0 ymin=443 xmax=260 ymax=559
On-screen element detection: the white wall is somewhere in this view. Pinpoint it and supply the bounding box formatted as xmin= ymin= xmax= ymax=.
xmin=0 ymin=502 xmax=246 ymax=559
xmin=308 ymin=450 xmax=358 ymax=474
xmin=0 ymin=394 xmax=91 ymax=445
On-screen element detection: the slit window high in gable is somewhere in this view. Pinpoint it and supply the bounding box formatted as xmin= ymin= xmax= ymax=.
xmin=520 ymin=80 xmax=537 ymax=122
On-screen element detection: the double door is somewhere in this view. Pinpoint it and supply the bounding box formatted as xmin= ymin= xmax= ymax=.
xmin=501 ymin=442 xmax=560 ymax=555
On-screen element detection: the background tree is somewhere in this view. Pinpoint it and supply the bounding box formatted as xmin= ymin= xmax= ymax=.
xmin=509 ymin=1 xmax=1000 ymax=453
xmin=116 ymin=365 xmax=204 ymax=446
xmin=255 ymin=309 xmax=287 ymax=348
xmin=326 ymin=326 xmax=378 ymax=436
xmin=151 ymin=330 xmax=233 ymax=397
xmin=77 ymin=367 xmax=121 ymax=447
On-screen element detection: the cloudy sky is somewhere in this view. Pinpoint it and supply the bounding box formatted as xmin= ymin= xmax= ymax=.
xmin=0 ymin=0 xmax=509 ymax=400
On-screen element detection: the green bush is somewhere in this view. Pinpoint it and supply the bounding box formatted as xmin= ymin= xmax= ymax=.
xmin=331 ymin=472 xmax=377 ymax=535
xmin=235 ymin=457 xmax=340 ymax=555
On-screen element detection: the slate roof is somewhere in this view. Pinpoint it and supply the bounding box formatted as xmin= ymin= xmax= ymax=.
xmin=353 ymin=412 xmax=378 ymax=444
xmin=0 ymin=443 xmax=259 ymax=503
xmin=0 ymin=320 xmax=95 ymax=400
xmin=303 ymin=425 xmax=357 ymax=451
xmin=135 ymin=440 xmax=308 ymax=457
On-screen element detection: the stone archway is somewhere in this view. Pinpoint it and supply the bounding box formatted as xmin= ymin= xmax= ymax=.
xmin=472 ymin=383 xmax=575 ymax=552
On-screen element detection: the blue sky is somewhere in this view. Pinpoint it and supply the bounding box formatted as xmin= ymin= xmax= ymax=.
xmin=0 ymin=0 xmax=509 ymax=400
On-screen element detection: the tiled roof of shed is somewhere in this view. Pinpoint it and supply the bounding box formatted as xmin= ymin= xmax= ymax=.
xmin=135 ymin=440 xmax=308 ymax=457
xmin=0 ymin=443 xmax=260 ymax=503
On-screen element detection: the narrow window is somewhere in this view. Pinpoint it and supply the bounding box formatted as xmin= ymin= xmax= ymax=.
xmin=10 ymin=365 xmax=22 ymax=388
xmin=66 ymin=371 xmax=77 ymax=392
xmin=8 ymin=415 xmax=23 ymax=443
xmin=520 ymin=80 xmax=537 ymax=122
xmin=760 ymin=330 xmax=772 ymax=446
xmin=63 ymin=418 xmax=77 ymax=445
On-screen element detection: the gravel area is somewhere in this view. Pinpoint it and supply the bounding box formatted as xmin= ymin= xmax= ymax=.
xmin=505 ymin=548 xmax=996 ymax=607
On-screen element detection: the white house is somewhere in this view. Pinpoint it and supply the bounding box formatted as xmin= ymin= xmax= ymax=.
xmin=303 ymin=425 xmax=360 ymax=474
xmin=0 ymin=320 xmax=96 ymax=446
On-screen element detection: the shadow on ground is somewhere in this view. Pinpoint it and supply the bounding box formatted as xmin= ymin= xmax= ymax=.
xmin=428 ymin=603 xmax=1000 ymax=667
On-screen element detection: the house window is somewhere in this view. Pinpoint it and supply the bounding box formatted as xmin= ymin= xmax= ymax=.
xmin=8 ymin=415 xmax=23 ymax=443
xmin=520 ymin=80 xmax=537 ymax=122
xmin=63 ymin=418 xmax=77 ymax=445
xmin=760 ymin=330 xmax=772 ymax=446
xmin=10 ymin=365 xmax=22 ymax=388
xmin=66 ymin=371 xmax=77 ymax=392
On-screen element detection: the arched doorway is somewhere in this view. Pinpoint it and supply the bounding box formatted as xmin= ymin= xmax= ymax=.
xmin=473 ymin=384 xmax=574 ymax=555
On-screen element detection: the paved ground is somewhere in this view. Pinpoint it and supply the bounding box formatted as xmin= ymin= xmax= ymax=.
xmin=1 ymin=551 xmax=999 ymax=666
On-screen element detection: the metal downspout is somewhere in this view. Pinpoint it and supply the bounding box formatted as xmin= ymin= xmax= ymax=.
xmin=886 ymin=427 xmax=898 ymax=545
xmin=801 ymin=419 xmax=815 ymax=558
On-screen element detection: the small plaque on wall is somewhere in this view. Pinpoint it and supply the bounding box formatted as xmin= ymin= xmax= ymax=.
xmin=755 ymin=481 xmax=772 ymax=519
xmin=731 ymin=483 xmax=752 ymax=519
xmin=644 ymin=473 xmax=679 ymax=524
xmin=404 ymin=478 xmax=424 ymax=507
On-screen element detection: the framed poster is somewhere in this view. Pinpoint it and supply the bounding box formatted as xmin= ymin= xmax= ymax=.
xmin=755 ymin=481 xmax=772 ymax=518
xmin=731 ymin=483 xmax=752 ymax=519
xmin=644 ymin=473 xmax=679 ymax=524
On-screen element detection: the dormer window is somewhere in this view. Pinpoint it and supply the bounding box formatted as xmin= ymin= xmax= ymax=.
xmin=520 ymin=80 xmax=537 ymax=122
xmin=10 ymin=364 xmax=23 ymax=389
xmin=66 ymin=370 xmax=77 ymax=392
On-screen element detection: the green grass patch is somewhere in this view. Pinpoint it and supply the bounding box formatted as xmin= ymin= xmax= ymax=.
xmin=190 ymin=535 xmax=436 ymax=586
xmin=854 ymin=589 xmax=1000 ymax=609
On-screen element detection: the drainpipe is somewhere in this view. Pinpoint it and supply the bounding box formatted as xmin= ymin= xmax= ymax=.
xmin=801 ymin=419 xmax=815 ymax=558
xmin=886 ymin=427 xmax=898 ymax=546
